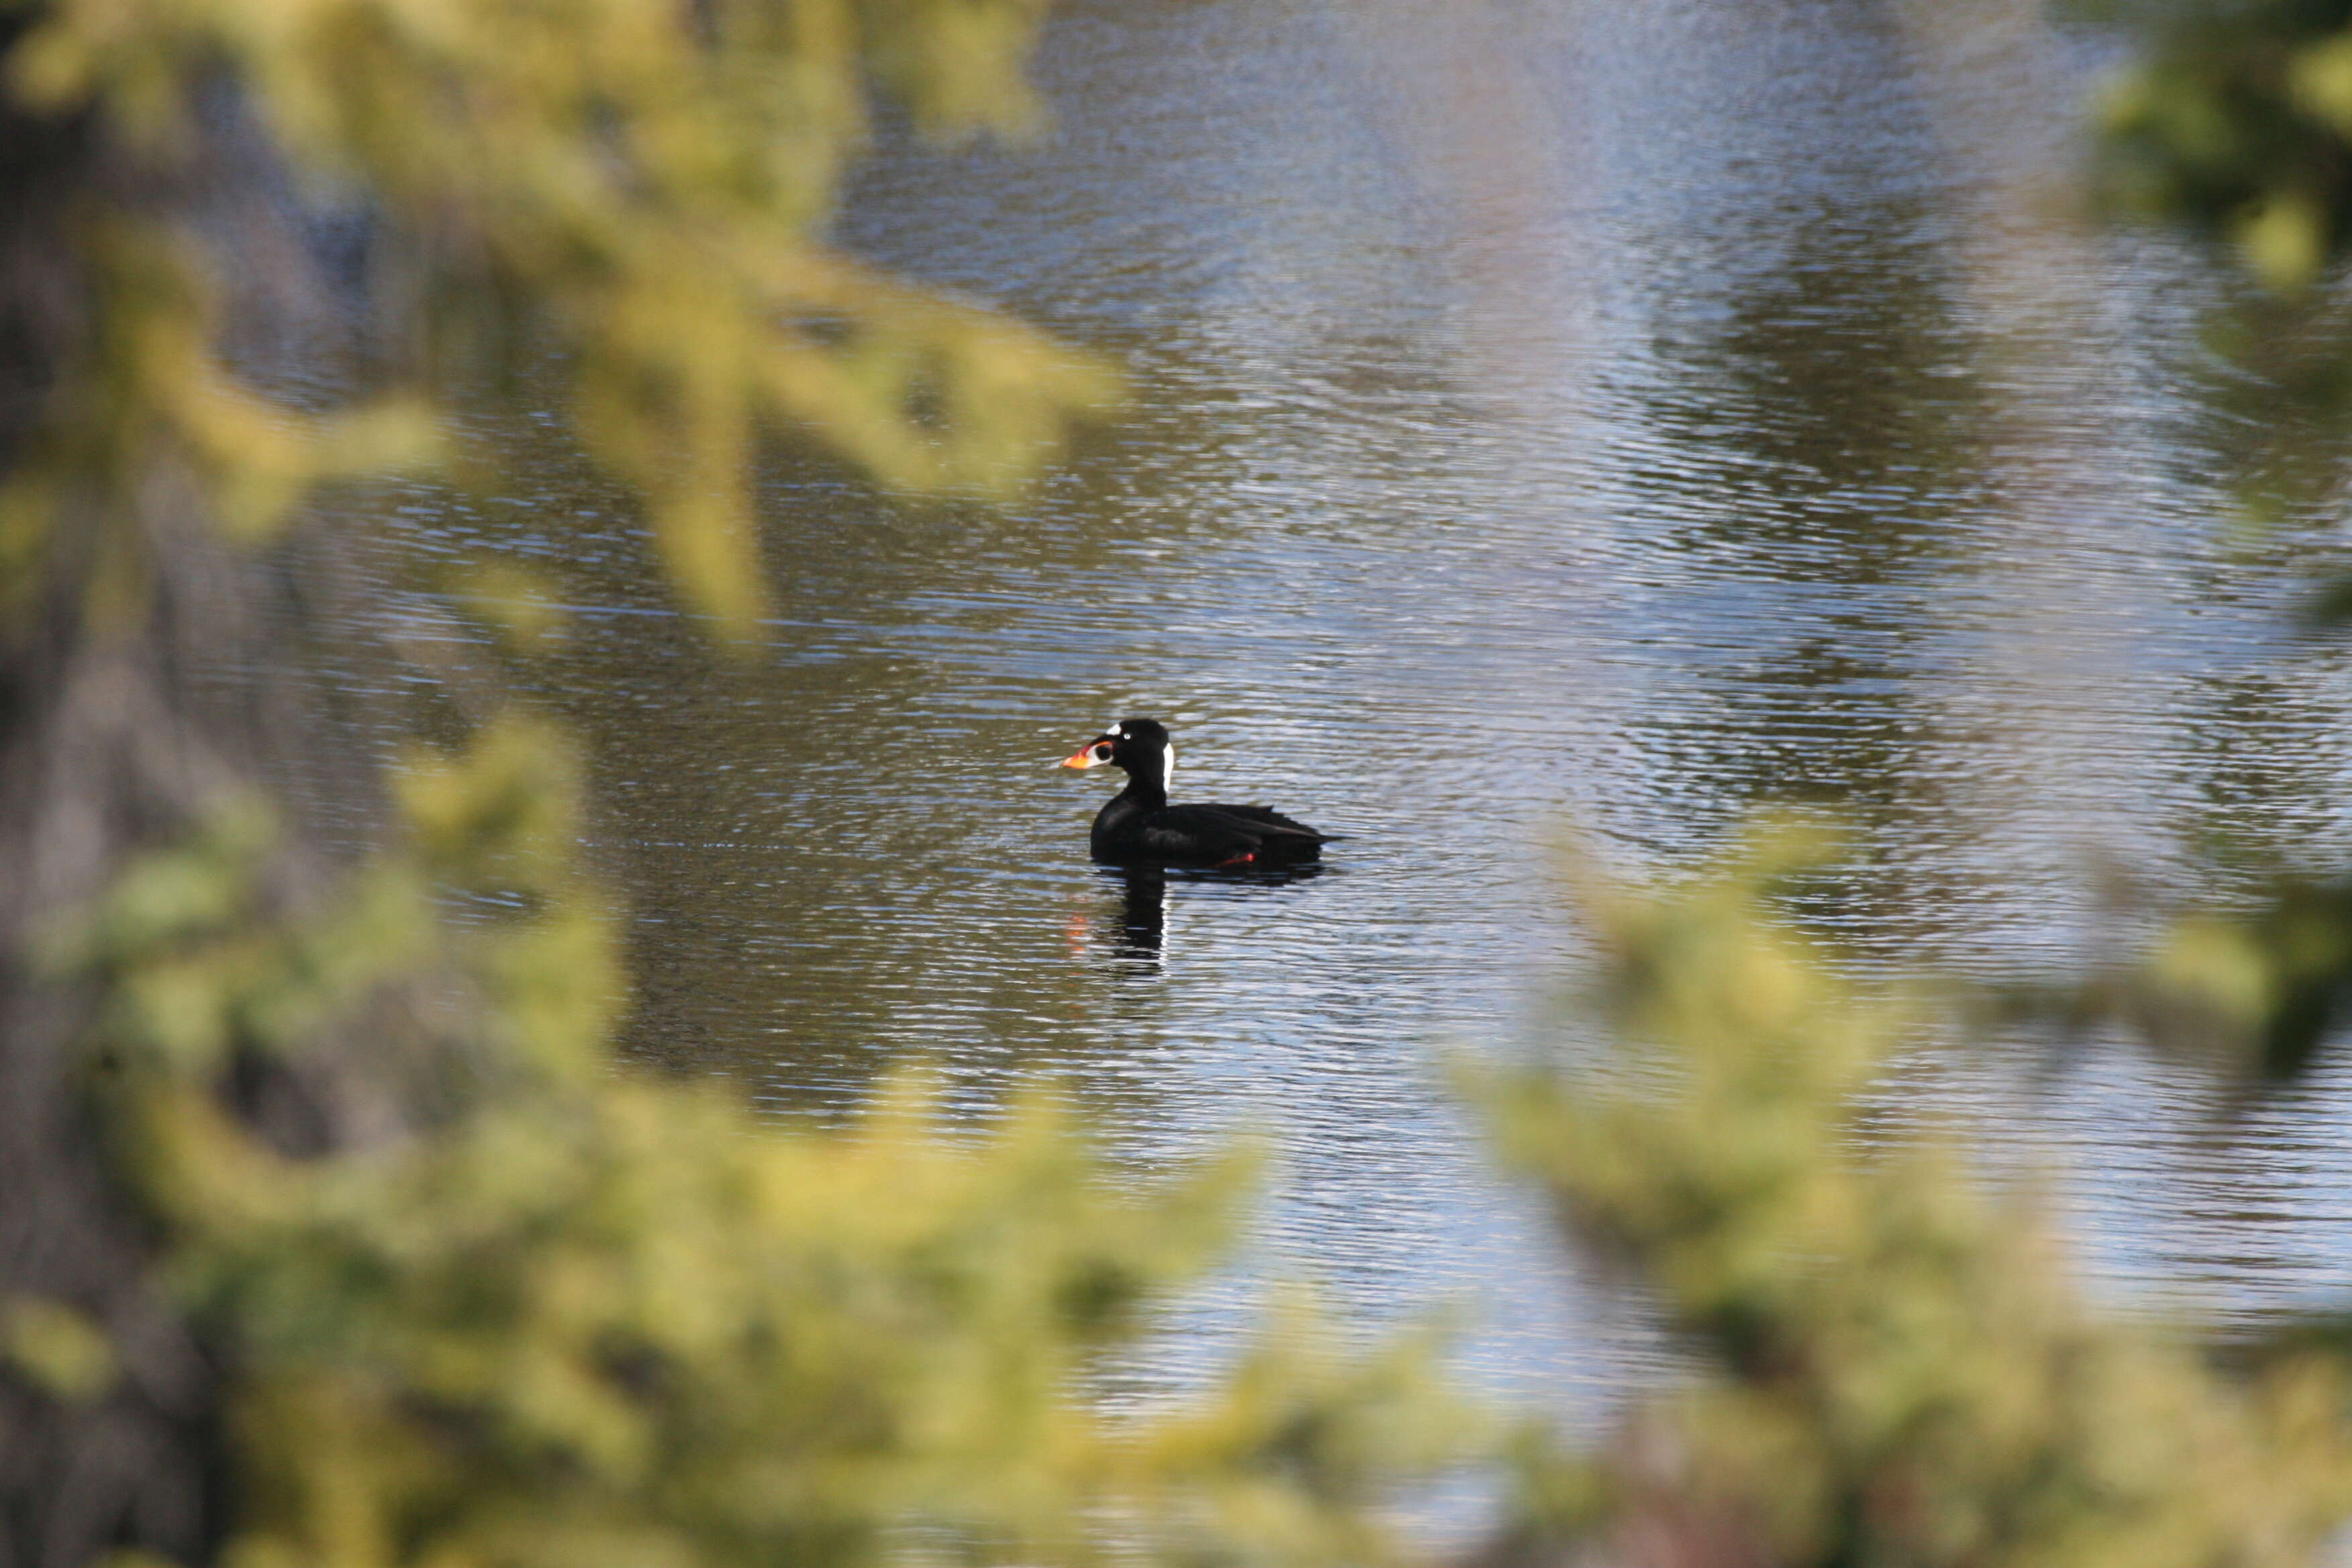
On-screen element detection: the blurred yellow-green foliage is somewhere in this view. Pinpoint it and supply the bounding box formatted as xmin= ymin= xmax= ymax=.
xmin=1 ymin=0 xmax=1117 ymax=638
xmin=1478 ymin=834 xmax=2352 ymax=1567
xmin=28 ymin=725 xmax=1467 ymax=1568
xmin=2096 ymin=0 xmax=2352 ymax=290
xmin=2089 ymin=0 xmax=2352 ymax=1068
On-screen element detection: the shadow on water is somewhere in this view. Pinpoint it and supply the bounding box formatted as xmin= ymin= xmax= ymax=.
xmin=1073 ymin=864 xmax=1333 ymax=971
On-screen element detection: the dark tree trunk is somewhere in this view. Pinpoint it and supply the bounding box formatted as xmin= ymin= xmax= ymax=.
xmin=0 ymin=66 xmax=434 ymax=1568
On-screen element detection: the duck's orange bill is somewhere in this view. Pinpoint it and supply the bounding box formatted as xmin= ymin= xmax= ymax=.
xmin=1061 ymin=744 xmax=1109 ymax=769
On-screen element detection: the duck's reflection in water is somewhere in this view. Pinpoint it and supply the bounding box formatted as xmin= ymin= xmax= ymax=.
xmin=1073 ymin=864 xmax=1328 ymax=972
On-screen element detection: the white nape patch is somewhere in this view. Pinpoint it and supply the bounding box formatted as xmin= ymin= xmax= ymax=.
xmin=1161 ymin=742 xmax=1175 ymax=792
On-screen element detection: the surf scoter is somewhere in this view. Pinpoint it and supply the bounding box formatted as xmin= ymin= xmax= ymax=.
xmin=1059 ymin=718 xmax=1334 ymax=869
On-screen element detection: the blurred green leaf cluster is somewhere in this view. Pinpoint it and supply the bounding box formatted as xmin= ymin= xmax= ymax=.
xmin=23 ymin=718 xmax=1465 ymax=1568
xmin=2098 ymin=0 xmax=2352 ymax=289
xmin=2133 ymin=875 xmax=2352 ymax=1077
xmin=1478 ymin=833 xmax=2352 ymax=1567
xmin=1 ymin=0 xmax=1117 ymax=640
xmin=2087 ymin=1 xmax=2352 ymax=1070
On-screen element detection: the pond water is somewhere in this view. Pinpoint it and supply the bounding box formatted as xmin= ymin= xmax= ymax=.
xmin=360 ymin=0 xmax=2352 ymax=1433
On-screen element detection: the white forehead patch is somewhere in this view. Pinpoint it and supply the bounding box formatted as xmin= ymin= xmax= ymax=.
xmin=1108 ymin=721 xmax=1125 ymax=737
xmin=1161 ymin=742 xmax=1175 ymax=791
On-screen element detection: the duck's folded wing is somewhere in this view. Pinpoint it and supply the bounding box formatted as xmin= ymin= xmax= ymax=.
xmin=1134 ymin=805 xmax=1265 ymax=861
xmin=1195 ymin=803 xmax=1334 ymax=842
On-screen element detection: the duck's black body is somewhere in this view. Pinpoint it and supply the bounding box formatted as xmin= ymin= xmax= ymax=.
xmin=1087 ymin=795 xmax=1330 ymax=869
xmin=1061 ymin=718 xmax=1333 ymax=870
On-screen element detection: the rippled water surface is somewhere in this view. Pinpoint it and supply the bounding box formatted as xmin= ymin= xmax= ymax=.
xmin=352 ymin=0 xmax=2352 ymax=1422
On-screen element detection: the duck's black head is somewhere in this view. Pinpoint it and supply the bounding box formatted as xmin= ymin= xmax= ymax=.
xmin=1061 ymin=716 xmax=1176 ymax=794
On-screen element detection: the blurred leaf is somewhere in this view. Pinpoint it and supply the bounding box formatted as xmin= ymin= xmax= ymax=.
xmin=2135 ymin=878 xmax=2352 ymax=1077
xmin=0 ymin=1297 xmax=118 ymax=1403
xmin=2095 ymin=3 xmax=2352 ymax=290
xmin=445 ymin=558 xmax=569 ymax=654
xmin=2298 ymin=569 xmax=2352 ymax=625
